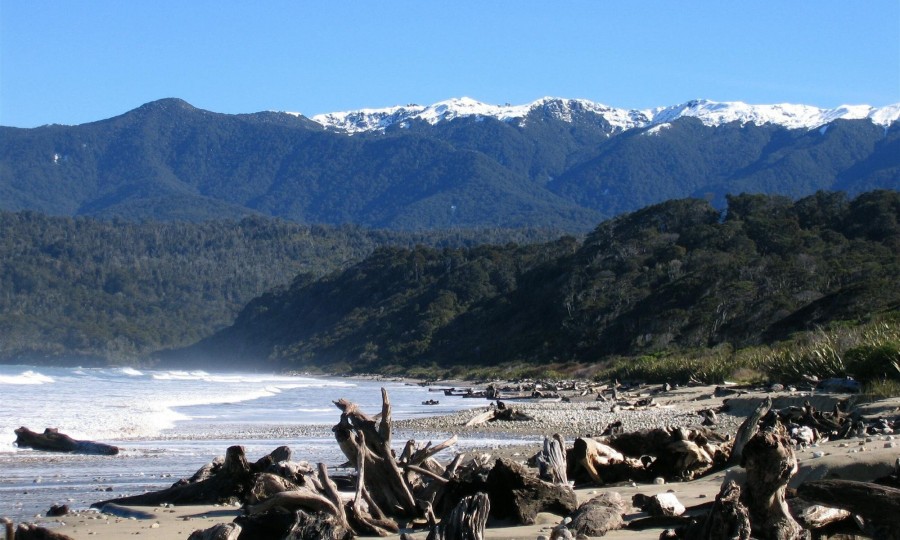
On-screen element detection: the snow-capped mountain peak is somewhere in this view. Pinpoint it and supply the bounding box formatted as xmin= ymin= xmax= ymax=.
xmin=302 ymin=97 xmax=900 ymax=134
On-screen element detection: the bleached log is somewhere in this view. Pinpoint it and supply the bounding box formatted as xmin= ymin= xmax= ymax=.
xmin=537 ymin=433 xmax=568 ymax=485
xmin=246 ymin=485 xmax=341 ymax=516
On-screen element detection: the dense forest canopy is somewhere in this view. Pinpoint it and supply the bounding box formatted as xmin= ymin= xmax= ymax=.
xmin=2 ymin=98 xmax=898 ymax=230
xmin=0 ymin=212 xmax=559 ymax=364
xmin=168 ymin=190 xmax=900 ymax=374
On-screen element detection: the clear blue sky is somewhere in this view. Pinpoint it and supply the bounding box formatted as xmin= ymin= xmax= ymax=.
xmin=2 ymin=1 xmax=899 ymax=128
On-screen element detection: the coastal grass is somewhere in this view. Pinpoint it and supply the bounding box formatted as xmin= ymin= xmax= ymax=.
xmin=338 ymin=314 xmax=900 ymax=397
xmin=591 ymin=317 xmax=900 ymax=394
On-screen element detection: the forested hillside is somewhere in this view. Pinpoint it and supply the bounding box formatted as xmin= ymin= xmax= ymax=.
xmin=2 ymin=98 xmax=897 ymax=229
xmin=173 ymin=191 xmax=900 ymax=373
xmin=0 ymin=212 xmax=557 ymax=364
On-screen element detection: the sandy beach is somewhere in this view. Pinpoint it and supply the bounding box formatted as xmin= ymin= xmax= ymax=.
xmin=13 ymin=382 xmax=900 ymax=539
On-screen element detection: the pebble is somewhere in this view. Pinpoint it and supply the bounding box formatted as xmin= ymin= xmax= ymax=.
xmin=886 ymin=442 xmax=898 ymax=448
xmin=654 ymin=477 xmax=666 ymax=485
xmin=812 ymin=451 xmax=825 ymax=458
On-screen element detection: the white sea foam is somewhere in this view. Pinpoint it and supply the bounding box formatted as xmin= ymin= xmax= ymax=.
xmin=0 ymin=370 xmax=54 ymax=385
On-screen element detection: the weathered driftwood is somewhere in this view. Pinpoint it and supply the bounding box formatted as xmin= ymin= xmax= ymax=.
xmin=426 ymin=492 xmax=490 ymax=540
xmin=14 ymin=427 xmax=119 ymax=455
xmin=234 ymin=509 xmax=351 ymax=540
xmin=569 ymin=437 xmax=641 ymax=485
xmin=568 ymin=492 xmax=625 ymax=537
xmin=2 ymin=520 xmax=75 ymax=540
xmin=739 ymin=425 xmax=805 ymax=540
xmin=246 ymin=484 xmax=342 ymax=517
xmin=92 ymin=445 xmax=253 ymax=507
xmin=346 ymin=431 xmax=400 ymax=537
xmin=333 ymin=396 xmax=418 ymax=517
xmin=794 ymin=503 xmax=851 ymax=531
xmin=401 ymin=435 xmax=458 ymax=467
xmin=729 ymin=396 xmax=771 ymax=466
xmin=486 ymin=457 xmax=577 ymax=525
xmin=797 ymin=479 xmax=900 ymax=538
xmin=684 ymin=479 xmax=751 ymax=540
xmin=246 ymin=472 xmax=301 ymax=505
xmin=632 ymin=492 xmax=685 ymax=517
xmin=464 ymin=401 xmax=533 ymax=427
xmin=537 ymin=433 xmax=568 ymax=485
xmin=187 ymin=522 xmax=242 ymax=540
xmin=601 ymin=427 xmax=726 ymax=481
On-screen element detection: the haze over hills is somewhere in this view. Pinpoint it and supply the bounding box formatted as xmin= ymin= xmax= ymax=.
xmin=2 ymin=97 xmax=898 ymax=230
xmin=163 ymin=191 xmax=900 ymax=373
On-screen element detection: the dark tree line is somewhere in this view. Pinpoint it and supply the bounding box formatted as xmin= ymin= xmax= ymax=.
xmin=176 ymin=190 xmax=900 ymax=374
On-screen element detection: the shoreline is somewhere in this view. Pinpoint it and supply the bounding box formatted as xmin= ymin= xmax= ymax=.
xmin=11 ymin=382 xmax=900 ymax=539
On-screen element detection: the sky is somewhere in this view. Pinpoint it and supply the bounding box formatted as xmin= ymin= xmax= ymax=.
xmin=1 ymin=1 xmax=899 ymax=128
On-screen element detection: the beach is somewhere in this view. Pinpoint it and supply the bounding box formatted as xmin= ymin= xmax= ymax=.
xmin=10 ymin=382 xmax=900 ymax=539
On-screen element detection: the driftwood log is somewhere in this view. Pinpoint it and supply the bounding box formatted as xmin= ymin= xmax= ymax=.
xmin=14 ymin=427 xmax=119 ymax=455
xmin=92 ymin=445 xmax=253 ymax=507
xmin=797 ymin=479 xmax=900 ymax=539
xmin=464 ymin=401 xmax=533 ymax=427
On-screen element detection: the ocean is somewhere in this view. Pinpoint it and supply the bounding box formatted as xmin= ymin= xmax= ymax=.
xmin=0 ymin=364 xmax=498 ymax=523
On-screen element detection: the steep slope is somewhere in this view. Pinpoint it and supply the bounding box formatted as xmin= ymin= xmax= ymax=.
xmin=169 ymin=191 xmax=900 ymax=372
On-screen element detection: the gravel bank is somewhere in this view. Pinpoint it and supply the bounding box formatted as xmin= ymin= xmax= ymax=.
xmin=394 ymin=399 xmax=744 ymax=440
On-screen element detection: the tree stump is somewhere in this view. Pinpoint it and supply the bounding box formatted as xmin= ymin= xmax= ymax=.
xmin=486 ymin=458 xmax=577 ymax=525
xmin=686 ymin=479 xmax=751 ymax=540
xmin=427 ymin=492 xmax=490 ymax=540
xmin=92 ymin=445 xmax=252 ymax=507
xmin=537 ymin=433 xmax=568 ymax=485
xmin=729 ymin=397 xmax=771 ymax=466
xmin=740 ymin=426 xmax=805 ymax=540
xmin=332 ymin=393 xmax=417 ymax=517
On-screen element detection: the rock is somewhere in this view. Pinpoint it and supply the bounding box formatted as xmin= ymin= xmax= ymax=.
xmin=46 ymin=504 xmax=69 ymax=517
xmin=642 ymin=493 xmax=685 ymax=517
xmin=568 ymin=493 xmax=625 ymax=536
xmin=816 ymin=377 xmax=861 ymax=393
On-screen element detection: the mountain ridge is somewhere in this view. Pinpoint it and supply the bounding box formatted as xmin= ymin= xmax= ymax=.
xmin=302 ymin=96 xmax=900 ymax=134
xmin=2 ymin=97 xmax=898 ymax=230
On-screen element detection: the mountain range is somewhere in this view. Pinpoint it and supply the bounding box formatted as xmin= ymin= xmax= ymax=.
xmin=2 ymin=97 xmax=898 ymax=230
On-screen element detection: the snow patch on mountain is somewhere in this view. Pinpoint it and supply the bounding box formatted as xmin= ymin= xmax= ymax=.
xmin=302 ymin=97 xmax=900 ymax=134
